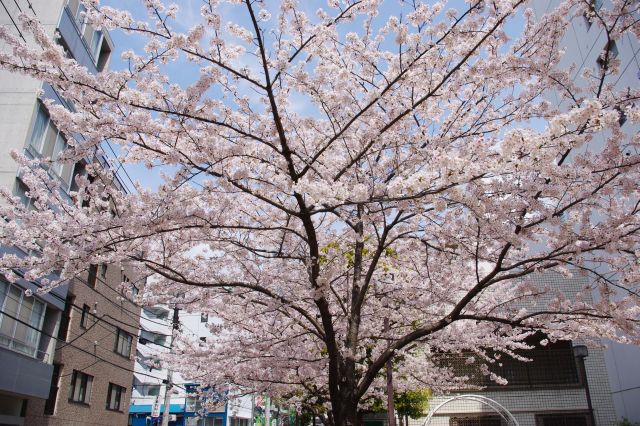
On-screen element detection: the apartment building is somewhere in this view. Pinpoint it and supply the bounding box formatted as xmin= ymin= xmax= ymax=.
xmin=130 ymin=307 xmax=253 ymax=426
xmin=0 ymin=1 xmax=142 ymax=425
xmin=530 ymin=1 xmax=640 ymax=423
xmin=363 ymin=273 xmax=617 ymax=426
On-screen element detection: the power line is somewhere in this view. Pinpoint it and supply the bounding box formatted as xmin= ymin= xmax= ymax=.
xmin=0 ymin=306 xmax=168 ymax=382
xmin=0 ymin=0 xmax=26 ymax=41
xmin=10 ymin=267 xmax=173 ymax=334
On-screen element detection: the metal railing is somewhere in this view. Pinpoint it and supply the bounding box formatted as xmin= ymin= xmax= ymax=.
xmin=436 ymin=349 xmax=580 ymax=389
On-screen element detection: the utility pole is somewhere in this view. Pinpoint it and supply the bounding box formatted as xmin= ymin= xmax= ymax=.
xmin=265 ymin=396 xmax=271 ymax=426
xmin=161 ymin=306 xmax=180 ymax=426
xmin=385 ymin=318 xmax=396 ymax=426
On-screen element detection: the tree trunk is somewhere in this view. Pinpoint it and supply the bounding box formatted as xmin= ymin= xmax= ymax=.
xmin=385 ymin=318 xmax=396 ymax=426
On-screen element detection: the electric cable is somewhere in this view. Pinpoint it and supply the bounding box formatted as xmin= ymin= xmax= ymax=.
xmin=0 ymin=306 xmax=170 ymax=382
xmin=0 ymin=0 xmax=26 ymax=41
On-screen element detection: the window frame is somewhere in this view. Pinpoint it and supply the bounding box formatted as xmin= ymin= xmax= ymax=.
xmin=0 ymin=279 xmax=46 ymax=358
xmin=114 ymin=328 xmax=133 ymax=358
xmin=80 ymin=304 xmax=90 ymax=329
xmin=69 ymin=370 xmax=93 ymax=405
xmin=106 ymin=382 xmax=126 ymax=412
xmin=87 ymin=264 xmax=98 ymax=288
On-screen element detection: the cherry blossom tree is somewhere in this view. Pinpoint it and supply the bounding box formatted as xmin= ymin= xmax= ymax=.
xmin=1 ymin=0 xmax=640 ymax=424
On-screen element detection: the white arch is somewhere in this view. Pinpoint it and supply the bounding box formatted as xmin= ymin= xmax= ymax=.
xmin=422 ymin=394 xmax=519 ymax=426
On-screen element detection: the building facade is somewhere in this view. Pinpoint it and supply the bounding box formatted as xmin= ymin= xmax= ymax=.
xmin=0 ymin=1 xmax=141 ymax=425
xmin=364 ymin=273 xmax=618 ymax=426
xmin=530 ymin=1 xmax=640 ymax=423
xmin=129 ymin=308 xmax=253 ymax=426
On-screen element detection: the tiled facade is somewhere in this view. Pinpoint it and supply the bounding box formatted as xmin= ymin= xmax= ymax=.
xmin=365 ymin=272 xmax=618 ymax=426
xmin=530 ymin=0 xmax=640 ymax=423
xmin=24 ymin=267 xmax=142 ymax=426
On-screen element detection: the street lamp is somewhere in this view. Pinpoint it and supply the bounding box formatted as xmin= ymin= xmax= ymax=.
xmin=573 ymin=345 xmax=596 ymax=426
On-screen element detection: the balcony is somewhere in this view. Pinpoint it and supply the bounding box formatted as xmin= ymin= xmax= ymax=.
xmin=0 ymin=344 xmax=54 ymax=399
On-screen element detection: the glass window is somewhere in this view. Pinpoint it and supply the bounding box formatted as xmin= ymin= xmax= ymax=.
xmin=51 ymin=132 xmax=67 ymax=178
xmin=69 ymin=370 xmax=93 ymax=404
xmin=80 ymin=304 xmax=90 ymax=328
xmin=201 ymin=313 xmax=208 ymax=323
xmin=29 ymin=105 xmax=49 ymax=153
xmin=91 ymin=30 xmax=103 ymax=60
xmin=87 ymin=264 xmax=98 ymax=288
xmin=74 ymin=3 xmax=87 ymax=29
xmin=106 ymin=382 xmax=125 ymax=411
xmin=145 ymin=385 xmax=160 ymax=396
xmin=115 ymin=328 xmax=133 ymax=357
xmin=0 ymin=280 xmax=46 ymax=358
xmin=451 ymin=416 xmax=502 ymax=426
xmin=537 ymin=414 xmax=589 ymax=426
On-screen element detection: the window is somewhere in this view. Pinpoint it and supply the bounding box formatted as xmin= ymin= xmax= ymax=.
xmin=451 ymin=416 xmax=502 ymax=426
xmin=27 ymin=104 xmax=75 ymax=188
xmin=99 ymin=264 xmax=107 ymax=278
xmin=90 ymin=30 xmax=103 ymax=60
xmin=69 ymin=370 xmax=93 ymax=404
xmin=80 ymin=304 xmax=90 ymax=329
xmin=187 ymin=418 xmax=224 ymax=426
xmin=114 ymin=328 xmax=133 ymax=357
xmin=583 ymin=0 xmax=603 ymax=29
xmin=29 ymin=104 xmax=49 ymax=153
xmin=140 ymin=330 xmax=166 ymax=347
xmin=58 ymin=295 xmax=75 ymax=341
xmin=437 ymin=333 xmax=579 ymax=389
xmin=14 ymin=179 xmax=35 ymax=210
xmin=142 ymin=384 xmax=160 ymax=397
xmin=106 ymin=383 xmax=125 ymax=411
xmin=230 ymin=418 xmax=250 ymax=426
xmin=51 ymin=132 xmax=67 ymax=177
xmin=87 ymin=264 xmax=98 ymax=288
xmin=0 ymin=280 xmax=46 ymax=358
xmin=44 ymin=364 xmax=62 ymax=415
xmin=74 ymin=2 xmax=87 ymax=30
xmin=536 ymin=413 xmax=590 ymax=426
xmin=201 ymin=313 xmax=209 ymax=323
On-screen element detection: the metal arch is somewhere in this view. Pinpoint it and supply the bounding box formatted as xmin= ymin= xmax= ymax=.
xmin=422 ymin=394 xmax=520 ymax=426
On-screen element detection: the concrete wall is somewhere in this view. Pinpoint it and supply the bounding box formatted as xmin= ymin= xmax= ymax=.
xmin=531 ymin=2 xmax=640 ymax=423
xmin=0 ymin=0 xmax=66 ymax=192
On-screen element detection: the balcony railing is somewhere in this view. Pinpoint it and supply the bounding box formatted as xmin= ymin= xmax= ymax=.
xmin=437 ymin=348 xmax=580 ymax=390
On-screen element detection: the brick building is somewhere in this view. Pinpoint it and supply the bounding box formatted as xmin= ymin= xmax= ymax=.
xmin=0 ymin=1 xmax=142 ymax=425
xmin=23 ymin=264 xmax=143 ymax=426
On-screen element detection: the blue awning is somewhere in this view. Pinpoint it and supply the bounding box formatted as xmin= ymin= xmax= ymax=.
xmin=129 ymin=403 xmax=185 ymax=414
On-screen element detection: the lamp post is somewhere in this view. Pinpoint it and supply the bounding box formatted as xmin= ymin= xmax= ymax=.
xmin=573 ymin=345 xmax=596 ymax=426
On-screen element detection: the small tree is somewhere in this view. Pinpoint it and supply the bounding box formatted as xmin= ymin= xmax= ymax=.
xmin=394 ymin=389 xmax=432 ymax=426
xmin=1 ymin=1 xmax=639 ymax=425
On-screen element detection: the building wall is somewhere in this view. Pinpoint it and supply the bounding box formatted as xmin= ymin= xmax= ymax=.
xmin=1 ymin=1 xmax=139 ymax=425
xmin=24 ymin=266 xmax=142 ymax=426
xmin=0 ymin=3 xmax=68 ymax=425
xmin=0 ymin=0 xmax=66 ymax=192
xmin=531 ymin=1 xmax=640 ymax=423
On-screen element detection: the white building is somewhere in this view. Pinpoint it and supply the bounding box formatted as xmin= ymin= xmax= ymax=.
xmin=129 ymin=306 xmax=253 ymax=426
xmin=530 ymin=1 xmax=640 ymax=423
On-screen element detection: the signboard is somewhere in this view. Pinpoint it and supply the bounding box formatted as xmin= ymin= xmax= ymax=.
xmin=151 ymin=396 xmax=161 ymax=417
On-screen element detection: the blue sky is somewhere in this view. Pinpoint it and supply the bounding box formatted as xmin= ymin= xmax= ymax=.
xmin=98 ymin=0 xmax=527 ymax=192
